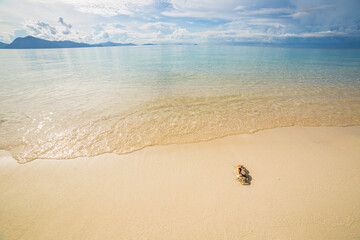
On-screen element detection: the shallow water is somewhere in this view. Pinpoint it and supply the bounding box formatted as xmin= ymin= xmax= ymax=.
xmin=0 ymin=45 xmax=359 ymax=163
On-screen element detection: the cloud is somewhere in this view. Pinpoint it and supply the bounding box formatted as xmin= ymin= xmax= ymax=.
xmin=26 ymin=25 xmax=41 ymax=35
xmin=169 ymin=27 xmax=189 ymax=40
xmin=236 ymin=8 xmax=294 ymax=16
xmin=0 ymin=0 xmax=359 ymax=45
xmin=62 ymin=29 xmax=71 ymax=35
xmin=285 ymin=4 xmax=335 ymax=19
xmin=58 ymin=17 xmax=72 ymax=35
xmin=59 ymin=17 xmax=72 ymax=28
xmin=114 ymin=24 xmax=124 ymax=29
xmin=169 ymin=0 xmax=237 ymax=12
xmin=245 ymin=19 xmax=286 ymax=28
xmin=289 ymin=11 xmax=309 ymax=19
xmin=102 ymin=32 xmax=109 ymax=39
xmin=52 ymin=0 xmax=157 ymax=17
xmin=233 ymin=5 xmax=244 ymax=11
xmin=162 ymin=0 xmax=238 ymax=19
xmin=25 ymin=20 xmax=58 ymax=37
xmin=22 ymin=18 xmax=99 ymax=42
xmin=36 ymin=21 xmax=57 ymax=34
xmin=140 ymin=22 xmax=176 ymax=30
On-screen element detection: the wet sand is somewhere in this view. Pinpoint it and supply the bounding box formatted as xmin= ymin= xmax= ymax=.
xmin=0 ymin=126 xmax=360 ymax=240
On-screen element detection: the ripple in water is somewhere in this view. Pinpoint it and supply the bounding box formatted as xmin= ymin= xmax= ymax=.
xmin=1 ymin=46 xmax=360 ymax=163
xmin=6 ymin=88 xmax=360 ymax=163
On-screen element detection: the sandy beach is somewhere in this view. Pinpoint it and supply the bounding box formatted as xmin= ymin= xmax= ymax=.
xmin=0 ymin=126 xmax=360 ymax=240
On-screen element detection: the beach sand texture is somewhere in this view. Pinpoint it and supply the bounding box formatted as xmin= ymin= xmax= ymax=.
xmin=0 ymin=126 xmax=360 ymax=240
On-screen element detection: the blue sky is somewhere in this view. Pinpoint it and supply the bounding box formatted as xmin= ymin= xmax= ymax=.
xmin=0 ymin=0 xmax=359 ymax=46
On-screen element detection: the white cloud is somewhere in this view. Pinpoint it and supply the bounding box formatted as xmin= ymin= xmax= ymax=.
xmin=236 ymin=8 xmax=294 ymax=16
xmin=233 ymin=5 xmax=244 ymax=11
xmin=280 ymin=30 xmax=346 ymax=38
xmin=163 ymin=0 xmax=240 ymax=19
xmin=285 ymin=4 xmax=335 ymax=19
xmin=22 ymin=18 xmax=114 ymax=43
xmin=247 ymin=18 xmax=286 ymax=28
xmin=169 ymin=27 xmax=189 ymax=40
xmin=48 ymin=0 xmax=157 ymax=17
xmin=140 ymin=22 xmax=176 ymax=30
xmin=0 ymin=0 xmax=359 ymax=44
xmin=289 ymin=11 xmax=309 ymax=19
xmin=169 ymin=0 xmax=237 ymax=11
xmin=25 ymin=20 xmax=57 ymax=36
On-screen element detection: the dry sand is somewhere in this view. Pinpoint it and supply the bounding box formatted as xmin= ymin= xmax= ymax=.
xmin=0 ymin=126 xmax=360 ymax=240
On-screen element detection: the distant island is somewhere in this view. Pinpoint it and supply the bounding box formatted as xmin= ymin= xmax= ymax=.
xmin=0 ymin=36 xmax=136 ymax=49
xmin=0 ymin=41 xmax=8 ymax=48
xmin=0 ymin=36 xmax=201 ymax=49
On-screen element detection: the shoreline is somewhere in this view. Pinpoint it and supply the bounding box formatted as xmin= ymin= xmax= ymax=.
xmin=5 ymin=124 xmax=360 ymax=164
xmin=1 ymin=126 xmax=360 ymax=239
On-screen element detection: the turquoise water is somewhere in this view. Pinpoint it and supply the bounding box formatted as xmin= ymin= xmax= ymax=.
xmin=0 ymin=45 xmax=359 ymax=162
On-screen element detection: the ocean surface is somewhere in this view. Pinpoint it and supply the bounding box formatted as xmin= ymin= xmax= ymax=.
xmin=0 ymin=45 xmax=359 ymax=163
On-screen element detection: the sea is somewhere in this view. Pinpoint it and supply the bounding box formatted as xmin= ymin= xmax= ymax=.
xmin=0 ymin=45 xmax=359 ymax=163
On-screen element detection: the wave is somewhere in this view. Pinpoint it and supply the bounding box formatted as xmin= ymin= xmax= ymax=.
xmin=2 ymin=90 xmax=360 ymax=163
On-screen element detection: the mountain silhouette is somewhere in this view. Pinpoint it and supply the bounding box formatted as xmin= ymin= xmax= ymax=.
xmin=0 ymin=41 xmax=8 ymax=48
xmin=5 ymin=36 xmax=136 ymax=49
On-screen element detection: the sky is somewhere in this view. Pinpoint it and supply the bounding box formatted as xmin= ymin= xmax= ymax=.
xmin=0 ymin=0 xmax=360 ymax=46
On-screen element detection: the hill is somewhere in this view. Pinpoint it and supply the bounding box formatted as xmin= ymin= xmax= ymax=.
xmin=0 ymin=41 xmax=8 ymax=48
xmin=5 ymin=36 xmax=136 ymax=49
